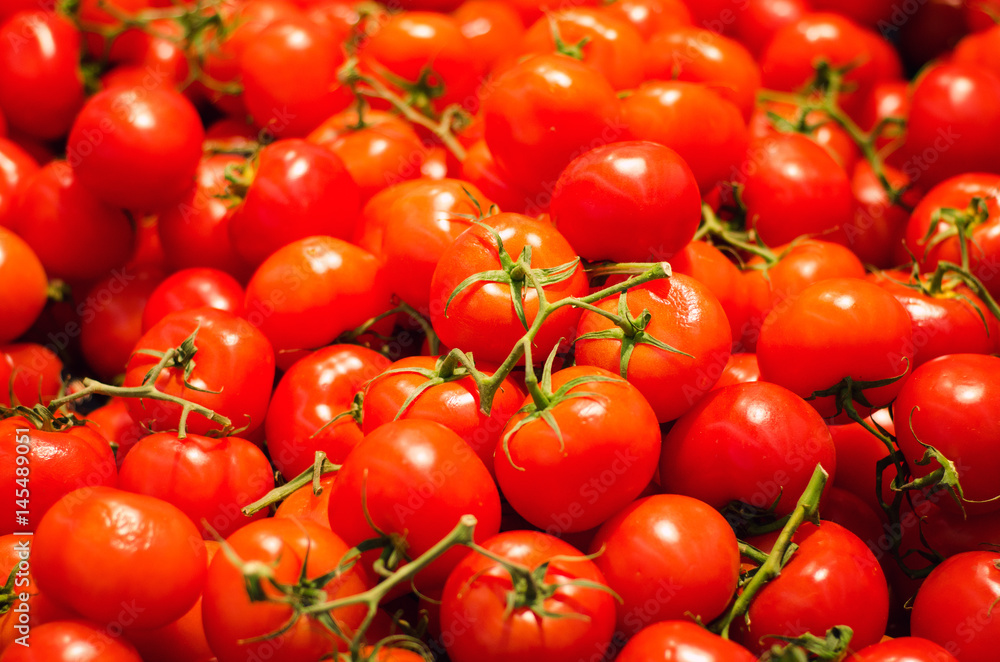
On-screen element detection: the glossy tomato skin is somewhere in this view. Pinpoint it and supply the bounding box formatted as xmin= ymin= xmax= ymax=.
xmin=84 ymin=397 xmax=147 ymax=468
xmin=452 ymin=0 xmax=526 ymax=68
xmin=0 ymin=620 xmax=143 ymax=662
xmin=603 ymin=0 xmax=691 ymax=40
xmin=895 ymin=354 xmax=1000 ymax=516
xmin=141 ymin=268 xmax=245 ymax=332
xmin=228 ymin=139 xmax=361 ymax=267
xmin=123 ymin=308 xmax=276 ymax=436
xmin=757 ymin=278 xmax=914 ymax=418
xmin=33 ymin=487 xmax=206 ymax=630
xmin=670 ymin=240 xmax=753 ymax=349
xmin=0 ymin=343 xmax=62 ymax=408
xmin=749 ymin=101 xmax=859 ymax=172
xmin=847 ymin=160 xmax=921 ymax=269
xmin=0 ymin=12 xmax=84 ymax=141
xmin=738 ymin=521 xmax=889 ymax=655
xmin=659 ymin=382 xmax=836 ymax=516
xmin=574 ymin=274 xmax=732 ymax=422
xmin=483 ymin=53 xmax=622 ymax=193
xmin=327 ymin=419 xmax=502 ymax=589
xmin=244 ymin=236 xmax=392 ymax=355
xmin=848 ymin=636 xmax=959 ymax=662
xmin=588 ymin=495 xmax=739 ymax=633
xmin=616 ymin=621 xmax=757 ymax=662
xmin=202 ymin=518 xmax=369 ymax=662
xmin=273 ymin=474 xmax=336 ymax=528
xmin=910 ymin=551 xmax=1000 ymax=662
xmin=727 ymin=0 xmax=809 ymax=57
xmin=429 ymin=213 xmax=588 ymax=364
xmin=0 ymin=139 xmax=38 ymax=228
xmin=550 ymin=141 xmax=701 ymax=263
xmin=67 ymin=87 xmax=204 ymax=212
xmin=0 ymin=227 xmax=46 ymax=344
xmin=264 ymin=344 xmax=391 ymax=479
xmin=497 ymin=366 xmax=661 ymax=532
xmin=439 ymin=530 xmax=616 ymax=662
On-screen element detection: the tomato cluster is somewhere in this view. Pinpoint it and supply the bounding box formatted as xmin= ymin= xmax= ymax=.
xmin=1 ymin=0 xmax=1000 ymax=661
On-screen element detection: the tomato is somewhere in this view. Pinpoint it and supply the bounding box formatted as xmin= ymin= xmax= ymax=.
xmin=33 ymin=487 xmax=206 ymax=629
xmin=496 ymin=365 xmax=660 ymax=532
xmin=910 ymin=551 xmax=1000 ymax=662
xmin=274 ymin=474 xmax=336 ymax=527
xmin=428 ymin=212 xmax=588 ymax=364
xmin=459 ymin=139 xmax=531 ymax=213
xmin=713 ymin=353 xmax=761 ymax=390
xmin=141 ymin=268 xmax=245 ymax=333
xmin=726 ymin=0 xmax=809 ymax=58
xmin=67 ymin=87 xmax=204 ymax=212
xmin=749 ymin=101 xmax=859 ymax=171
xmin=660 ymin=381 xmax=836 ymax=515
xmin=0 ymin=534 xmax=73 ymax=654
xmin=362 ymin=355 xmax=522 ymax=473
xmin=0 ymin=620 xmax=143 ymax=662
xmin=265 ymin=344 xmax=392 ymax=479
xmin=123 ymin=308 xmax=275 ymax=436
xmin=550 ymin=141 xmax=701 ymax=263
xmin=439 ymin=530 xmax=616 ymax=662
xmin=0 ymin=12 xmax=84 ymax=141
xmin=0 ymin=139 xmax=38 ymax=228
xmin=669 ymin=240 xmax=753 ymax=349
xmin=0 ymin=343 xmax=62 ymax=407
xmin=76 ymin=0 xmax=173 ymax=62
xmin=847 ymin=160 xmax=921 ymax=269
xmin=603 ymin=0 xmax=690 ymax=40
xmin=228 ymin=139 xmax=360 ymax=266
xmin=623 ymin=81 xmax=749 ymax=194
xmin=575 ymin=274 xmax=731 ymax=422
xmin=0 ymin=227 xmax=46 ymax=345
xmin=244 ymin=236 xmax=392 ymax=355
xmin=954 ymin=24 xmax=1000 ymax=81
xmin=483 ymin=53 xmax=622 ymax=193
xmin=643 ymin=27 xmax=760 ymax=120
xmin=896 ymin=1 xmax=971 ymax=77
xmin=326 ymin=419 xmax=502 ymax=589
xmin=84 ymin=397 xmax=147 ymax=468
xmin=589 ymin=495 xmax=738 ymax=632
xmin=0 ymin=417 xmax=117 ymax=535
xmin=452 ymin=0 xmax=526 ymax=68
xmin=848 ymin=637 xmax=960 ymax=662
xmin=740 ymin=133 xmax=853 ymax=247
xmin=902 ymin=64 xmax=1000 ymax=188
xmin=514 ymin=8 xmax=644 ymax=90
xmin=240 ymin=16 xmax=353 ymax=137
xmin=616 ymin=621 xmax=757 ymax=662
xmin=828 ymin=410 xmax=897 ymax=521
xmin=202 ymin=518 xmax=369 ymax=662
xmin=10 ymin=161 xmax=134 ymax=282
xmin=757 ymin=278 xmax=914 ymax=418
xmin=894 ymin=354 xmax=1000 ymax=516
xmin=737 ymin=521 xmax=889 ymax=655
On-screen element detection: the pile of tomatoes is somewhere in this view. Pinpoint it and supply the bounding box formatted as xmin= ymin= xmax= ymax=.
xmin=2 ymin=0 xmax=1000 ymax=660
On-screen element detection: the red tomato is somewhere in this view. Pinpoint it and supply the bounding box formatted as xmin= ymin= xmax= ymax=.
xmin=0 ymin=12 xmax=84 ymax=141
xmin=123 ymin=308 xmax=276 ymax=436
xmin=617 ymin=621 xmax=757 ymax=662
xmin=0 ymin=620 xmax=143 ymax=662
xmin=452 ymin=0 xmax=526 ymax=68
xmin=846 ymin=160 xmax=921 ymax=269
xmin=483 ymin=53 xmax=622 ymax=193
xmin=603 ymin=0 xmax=691 ymax=40
xmin=84 ymin=397 xmax=148 ymax=468
xmin=749 ymin=101 xmax=859 ymax=171
xmin=848 ymin=637 xmax=959 ymax=662
xmin=326 ymin=419 xmax=502 ymax=589
xmin=459 ymin=139 xmax=531 ymax=213
xmin=669 ymin=240 xmax=753 ymax=349
xmin=589 ymin=495 xmax=739 ymax=632
xmin=0 ymin=227 xmax=46 ymax=345
xmin=0 ymin=138 xmax=38 ymax=228
xmin=439 ymin=530 xmax=616 ymax=662
xmin=954 ymin=24 xmax=1000 ymax=81
xmin=910 ymin=551 xmax=1000 ymax=662
xmin=727 ymin=0 xmax=809 ymax=57
xmin=67 ymin=87 xmax=204 ymax=212
xmin=828 ymin=410 xmax=897 ymax=520
xmin=660 ymin=381 xmax=836 ymax=515
xmin=550 ymin=141 xmax=701 ymax=262
xmin=227 ymin=139 xmax=360 ymax=266
xmin=274 ymin=474 xmax=336 ymax=528
xmin=265 ymin=344 xmax=392 ymax=479
xmin=712 ymin=353 xmax=761 ymax=390
xmin=0 ymin=343 xmax=63 ymax=407
xmin=202 ymin=518 xmax=369 ymax=662
xmin=33 ymin=487 xmax=206 ymax=629
xmin=0 ymin=534 xmax=74 ymax=654
xmin=141 ymin=268 xmax=245 ymax=333
xmin=757 ymin=278 xmax=914 ymax=418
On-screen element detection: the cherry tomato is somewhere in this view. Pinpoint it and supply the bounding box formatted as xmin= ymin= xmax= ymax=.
xmin=0 ymin=620 xmax=143 ymax=662
xmin=141 ymin=268 xmax=245 ymax=333
xmin=0 ymin=227 xmax=46 ymax=345
xmin=617 ymin=621 xmax=757 ymax=662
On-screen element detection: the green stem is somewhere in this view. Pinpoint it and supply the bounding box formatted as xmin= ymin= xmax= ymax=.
xmin=242 ymin=452 xmax=341 ymax=516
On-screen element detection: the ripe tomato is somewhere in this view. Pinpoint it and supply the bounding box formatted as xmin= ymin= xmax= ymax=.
xmin=84 ymin=397 xmax=147 ymax=468
xmin=496 ymin=365 xmax=661 ymax=532
xmin=326 ymin=419 xmax=502 ymax=589
xmin=0 ymin=139 xmax=38 ymax=228
xmin=0 ymin=227 xmax=46 ymax=345
xmin=660 ymin=381 xmax=836 ymax=515
xmin=617 ymin=621 xmax=757 ymax=662
xmin=452 ymin=0 xmax=526 ymax=68
xmin=227 ymin=139 xmax=361 ymax=267
xmin=123 ymin=308 xmax=276 ymax=436
xmin=0 ymin=534 xmax=74 ymax=654
xmin=828 ymin=410 xmax=897 ymax=520
xmin=439 ymin=530 xmax=616 ymax=662
xmin=67 ymin=87 xmax=204 ymax=212
xmin=0 ymin=12 xmax=84 ymax=141
xmin=757 ymin=278 xmax=914 ymax=418
xmin=141 ymin=268 xmax=245 ymax=333
xmin=0 ymin=620 xmax=143 ymax=662
xmin=910 ymin=551 xmax=1000 ymax=662
xmin=894 ymin=354 xmax=1000 ymax=516
xmin=550 ymin=141 xmax=701 ymax=263
xmin=33 ymin=487 xmax=206 ymax=629
xmin=428 ymin=212 xmax=588 ymax=364
xmin=202 ymin=518 xmax=369 ymax=662
xmin=265 ymin=344 xmax=392 ymax=479
xmin=954 ymin=24 xmax=1000 ymax=80
xmin=669 ymin=240 xmax=753 ymax=349
xmin=713 ymin=353 xmax=761 ymax=390
xmin=847 ymin=160 xmax=921 ymax=269
xmin=0 ymin=417 xmax=117 ymax=535
xmin=459 ymin=139 xmax=532 ymax=214
xmin=274 ymin=474 xmax=337 ymax=528
xmin=603 ymin=0 xmax=691 ymax=40
xmin=574 ymin=274 xmax=732 ymax=422
xmin=0 ymin=343 xmax=63 ymax=407
xmin=483 ymin=53 xmax=622 ymax=192
xmin=726 ymin=0 xmax=809 ymax=57
xmin=749 ymin=101 xmax=859 ymax=171
xmin=589 ymin=495 xmax=739 ymax=633
xmin=848 ymin=637 xmax=959 ymax=662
